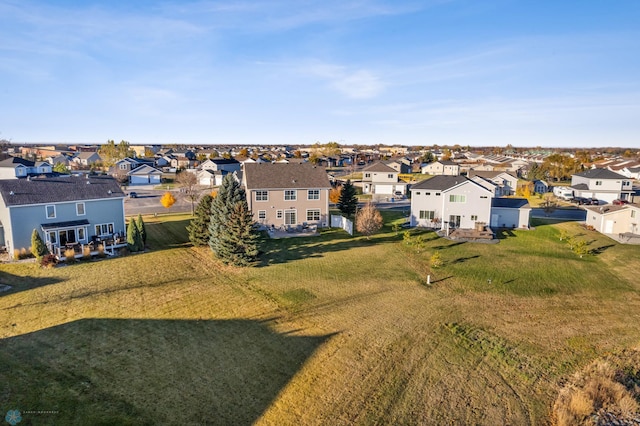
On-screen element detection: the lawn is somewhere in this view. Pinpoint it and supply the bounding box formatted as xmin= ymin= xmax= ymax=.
xmin=1 ymin=213 xmax=639 ymax=424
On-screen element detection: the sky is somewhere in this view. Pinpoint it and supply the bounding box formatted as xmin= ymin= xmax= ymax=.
xmin=1 ymin=0 xmax=639 ymax=148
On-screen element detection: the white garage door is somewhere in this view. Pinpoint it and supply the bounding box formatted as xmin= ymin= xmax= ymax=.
xmin=375 ymin=184 xmax=394 ymax=194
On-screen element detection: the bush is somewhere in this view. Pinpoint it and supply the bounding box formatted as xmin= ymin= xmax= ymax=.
xmin=82 ymin=245 xmax=92 ymax=260
xmin=64 ymin=248 xmax=77 ymax=264
xmin=40 ymin=254 xmax=58 ymax=268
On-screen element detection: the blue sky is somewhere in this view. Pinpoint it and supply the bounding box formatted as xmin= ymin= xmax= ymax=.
xmin=1 ymin=0 xmax=639 ymax=148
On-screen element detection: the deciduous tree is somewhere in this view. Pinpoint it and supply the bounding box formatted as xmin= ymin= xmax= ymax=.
xmin=176 ymin=171 xmax=200 ymax=215
xmin=160 ymin=192 xmax=176 ymax=208
xmin=329 ymin=186 xmax=341 ymax=204
xmin=356 ymin=202 xmax=383 ymax=239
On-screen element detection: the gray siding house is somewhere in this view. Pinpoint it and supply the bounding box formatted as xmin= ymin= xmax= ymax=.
xmin=0 ymin=175 xmax=126 ymax=256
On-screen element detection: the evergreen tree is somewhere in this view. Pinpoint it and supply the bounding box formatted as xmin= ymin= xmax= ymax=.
xmin=136 ymin=214 xmax=147 ymax=245
xmin=337 ymin=179 xmax=358 ymax=217
xmin=187 ymin=194 xmax=214 ymax=246
xmin=209 ymin=174 xmax=259 ymax=265
xmin=127 ymin=219 xmax=142 ymax=252
xmin=30 ymin=229 xmax=49 ymax=259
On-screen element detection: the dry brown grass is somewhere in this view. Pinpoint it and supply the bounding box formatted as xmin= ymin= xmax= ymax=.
xmin=553 ymin=350 xmax=640 ymax=425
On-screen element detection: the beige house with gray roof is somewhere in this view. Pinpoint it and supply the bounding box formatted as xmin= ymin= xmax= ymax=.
xmin=242 ymin=163 xmax=331 ymax=229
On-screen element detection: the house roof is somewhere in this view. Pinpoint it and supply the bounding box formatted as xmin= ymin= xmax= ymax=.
xmin=208 ymin=158 xmax=240 ymax=165
xmin=362 ymin=162 xmax=397 ymax=173
xmin=243 ymin=163 xmax=331 ymax=189
xmin=0 ymin=156 xmax=34 ymax=167
xmin=438 ymin=160 xmax=458 ymax=166
xmin=411 ymin=175 xmax=471 ymax=191
xmin=127 ymin=164 xmax=163 ymax=176
xmin=571 ymin=183 xmax=589 ymax=190
xmin=491 ymin=198 xmax=530 ymax=209
xmin=42 ymin=219 xmax=90 ymax=230
xmin=76 ymin=151 xmax=101 ymax=160
xmin=468 ymin=170 xmax=517 ymax=180
xmin=0 ymin=175 xmax=124 ymax=207
xmin=574 ymin=168 xmax=627 ymax=180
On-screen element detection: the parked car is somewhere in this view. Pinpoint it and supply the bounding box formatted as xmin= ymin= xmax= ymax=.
xmin=129 ymin=192 xmax=138 ymax=198
xmin=612 ymin=199 xmax=629 ymax=205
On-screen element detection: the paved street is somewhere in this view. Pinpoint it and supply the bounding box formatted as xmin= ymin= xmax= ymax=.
xmin=531 ymin=207 xmax=586 ymax=221
xmin=124 ymin=188 xmax=193 ymax=216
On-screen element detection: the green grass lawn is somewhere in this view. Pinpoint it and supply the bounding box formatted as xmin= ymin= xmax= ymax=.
xmin=1 ymin=213 xmax=639 ymax=424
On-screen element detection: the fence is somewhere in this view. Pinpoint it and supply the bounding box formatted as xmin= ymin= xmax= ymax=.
xmin=331 ymin=215 xmax=353 ymax=235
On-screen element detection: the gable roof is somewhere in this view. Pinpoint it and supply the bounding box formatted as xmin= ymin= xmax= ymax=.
xmin=0 ymin=175 xmax=124 ymax=207
xmin=468 ymin=170 xmax=517 ymax=180
xmin=362 ymin=162 xmax=397 ymax=173
xmin=0 ymin=156 xmax=35 ymax=168
xmin=127 ymin=164 xmax=163 ymax=176
xmin=243 ymin=163 xmax=331 ymax=190
xmin=411 ymin=175 xmax=474 ymax=191
xmin=574 ymin=168 xmax=627 ymax=180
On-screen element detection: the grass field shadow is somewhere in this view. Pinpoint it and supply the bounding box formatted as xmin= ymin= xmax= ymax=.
xmin=0 ymin=318 xmax=334 ymax=425
xmin=0 ymin=270 xmax=63 ymax=298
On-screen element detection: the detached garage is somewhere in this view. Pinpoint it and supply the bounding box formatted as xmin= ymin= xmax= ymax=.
xmin=127 ymin=165 xmax=163 ymax=186
xmin=490 ymin=198 xmax=531 ymax=229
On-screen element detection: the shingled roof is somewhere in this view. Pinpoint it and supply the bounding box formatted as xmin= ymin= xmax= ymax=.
xmin=362 ymin=162 xmax=397 ymax=173
xmin=574 ymin=168 xmax=627 ymax=180
xmin=411 ymin=175 xmax=471 ymax=191
xmin=0 ymin=156 xmax=35 ymax=167
xmin=243 ymin=163 xmax=331 ymax=190
xmin=0 ymin=175 xmax=125 ymax=207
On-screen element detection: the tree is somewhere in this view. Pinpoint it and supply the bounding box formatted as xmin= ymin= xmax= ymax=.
xmin=160 ymin=192 xmax=176 ymax=208
xmin=337 ymin=179 xmax=358 ymax=217
xmin=430 ymin=251 xmax=443 ymax=269
xmin=329 ymin=186 xmax=342 ymax=204
xmin=186 ymin=194 xmax=214 ymax=246
xmin=176 ymin=171 xmax=200 ymax=215
xmin=355 ymin=202 xmax=383 ymax=239
xmin=209 ymin=174 xmax=260 ymax=266
xmin=30 ymin=229 xmax=49 ymax=259
xmin=126 ymin=219 xmax=143 ymax=252
xmin=53 ymin=162 xmax=70 ymax=174
xmin=136 ymin=214 xmax=146 ymax=246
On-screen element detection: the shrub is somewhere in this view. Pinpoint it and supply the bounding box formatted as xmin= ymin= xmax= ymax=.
xmin=430 ymin=251 xmax=443 ymax=269
xmin=40 ymin=254 xmax=58 ymax=268
xmin=82 ymin=245 xmax=92 ymax=260
xmin=64 ymin=248 xmax=77 ymax=264
xmin=97 ymin=244 xmax=106 ymax=258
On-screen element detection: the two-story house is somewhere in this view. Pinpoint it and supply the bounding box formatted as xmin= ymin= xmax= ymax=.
xmin=468 ymin=170 xmax=518 ymax=196
xmin=0 ymin=175 xmax=126 ymax=256
xmin=0 ymin=157 xmax=53 ymax=179
xmin=571 ymin=168 xmax=634 ymax=204
xmin=243 ymin=163 xmax=331 ymax=229
xmin=421 ymin=160 xmax=460 ymax=176
xmin=361 ymin=162 xmax=407 ymax=198
xmin=409 ymin=175 xmax=530 ymax=232
xmin=409 ymin=176 xmax=493 ymax=231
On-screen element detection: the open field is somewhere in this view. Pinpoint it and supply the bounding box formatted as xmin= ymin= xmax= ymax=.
xmin=1 ymin=213 xmax=639 ymax=424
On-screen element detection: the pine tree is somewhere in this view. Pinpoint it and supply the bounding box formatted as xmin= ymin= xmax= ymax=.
xmin=136 ymin=214 xmax=147 ymax=246
xmin=127 ymin=219 xmax=142 ymax=252
xmin=209 ymin=174 xmax=259 ymax=265
xmin=337 ymin=179 xmax=358 ymax=217
xmin=187 ymin=194 xmax=214 ymax=246
xmin=30 ymin=229 xmax=49 ymax=259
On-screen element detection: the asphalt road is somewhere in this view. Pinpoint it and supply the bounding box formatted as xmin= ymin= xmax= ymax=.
xmin=124 ymin=189 xmax=193 ymax=216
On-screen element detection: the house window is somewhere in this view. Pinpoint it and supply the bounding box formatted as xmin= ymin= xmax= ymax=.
xmin=46 ymin=205 xmax=56 ymax=219
xmin=59 ymin=229 xmax=77 ymax=246
xmin=471 ymin=215 xmax=478 ymax=221
xmin=435 ymin=192 xmax=441 ymax=196
xmin=76 ymin=202 xmax=85 ymax=216
xmin=95 ymin=223 xmax=114 ymax=236
xmin=415 ymin=192 xmax=421 ymax=195
xmin=307 ymin=209 xmax=321 ymax=221
xmin=119 ymin=163 xmax=128 ymax=170
xmin=308 ymin=189 xmax=320 ymax=200
xmin=425 ymin=192 xmax=431 ymax=196
xmin=388 ymin=174 xmax=394 ymax=179
xmin=284 ymin=190 xmax=297 ymax=201
xmin=276 ymin=210 xmax=283 ymax=219
xmin=449 ymin=194 xmax=466 ymax=203
xmin=77 ymin=227 xmax=85 ymax=241
xmin=632 ymin=210 xmax=636 ymax=218
xmin=284 ymin=210 xmax=297 ymax=225
xmin=419 ymin=210 xmax=435 ymax=220
xmin=595 ymin=181 xmax=602 ymax=186
xmin=255 ymin=190 xmax=268 ymax=201
xmin=480 ymin=196 xmax=488 ymax=199
xmin=258 ymin=210 xmax=266 ymax=220
xmin=48 ymin=231 xmax=57 ymax=244
xmin=623 ymin=181 xmax=630 ymax=186
xmin=364 ymin=173 xmax=371 ymax=178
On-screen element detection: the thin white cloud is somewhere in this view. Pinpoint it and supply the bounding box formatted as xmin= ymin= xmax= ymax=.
xmin=298 ymin=61 xmax=385 ymax=99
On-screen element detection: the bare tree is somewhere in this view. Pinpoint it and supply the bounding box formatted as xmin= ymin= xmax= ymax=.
xmin=176 ymin=171 xmax=201 ymax=215
xmin=356 ymin=202 xmax=383 ymax=239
